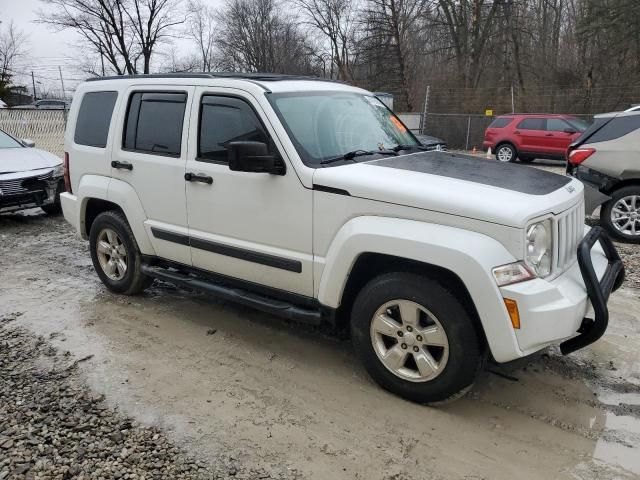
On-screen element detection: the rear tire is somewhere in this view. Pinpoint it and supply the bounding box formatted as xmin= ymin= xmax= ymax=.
xmin=89 ymin=210 xmax=153 ymax=294
xmin=350 ymin=272 xmax=485 ymax=404
xmin=495 ymin=143 xmax=517 ymax=163
xmin=601 ymin=186 xmax=640 ymax=244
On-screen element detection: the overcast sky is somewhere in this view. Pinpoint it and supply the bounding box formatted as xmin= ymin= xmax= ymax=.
xmin=1 ymin=0 xmax=218 ymax=99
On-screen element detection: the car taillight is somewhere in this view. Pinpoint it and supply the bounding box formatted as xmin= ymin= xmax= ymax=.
xmin=63 ymin=152 xmax=72 ymax=193
xmin=568 ymin=148 xmax=595 ymax=165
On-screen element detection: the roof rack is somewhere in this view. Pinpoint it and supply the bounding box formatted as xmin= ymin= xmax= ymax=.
xmin=86 ymin=72 xmax=347 ymax=85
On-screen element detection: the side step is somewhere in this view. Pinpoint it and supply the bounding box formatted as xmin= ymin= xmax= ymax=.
xmin=141 ymin=264 xmax=322 ymax=326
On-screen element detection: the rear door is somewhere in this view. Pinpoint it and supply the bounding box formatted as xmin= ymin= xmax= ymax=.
xmin=110 ymin=85 xmax=195 ymax=265
xmin=544 ymin=118 xmax=576 ymax=156
xmin=515 ymin=118 xmax=547 ymax=153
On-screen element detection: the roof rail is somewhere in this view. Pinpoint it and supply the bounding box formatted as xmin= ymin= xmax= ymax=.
xmin=86 ymin=72 xmax=347 ymax=85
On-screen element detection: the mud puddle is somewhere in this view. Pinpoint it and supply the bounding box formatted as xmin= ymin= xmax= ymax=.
xmin=1 ymin=212 xmax=639 ymax=479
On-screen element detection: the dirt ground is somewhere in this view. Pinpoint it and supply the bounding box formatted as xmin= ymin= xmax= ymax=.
xmin=1 ymin=211 xmax=639 ymax=480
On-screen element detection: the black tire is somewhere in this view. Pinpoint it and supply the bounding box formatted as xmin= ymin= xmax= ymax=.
xmin=350 ymin=272 xmax=485 ymax=404
xmin=89 ymin=210 xmax=153 ymax=294
xmin=495 ymin=143 xmax=517 ymax=163
xmin=601 ymin=185 xmax=640 ymax=244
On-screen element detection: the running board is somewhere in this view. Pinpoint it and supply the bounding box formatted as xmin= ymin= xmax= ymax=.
xmin=140 ymin=264 xmax=322 ymax=326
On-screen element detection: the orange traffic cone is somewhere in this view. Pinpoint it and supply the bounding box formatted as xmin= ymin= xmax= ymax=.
xmin=486 ymin=147 xmax=492 ymax=159
xmin=472 ymin=146 xmax=477 ymax=154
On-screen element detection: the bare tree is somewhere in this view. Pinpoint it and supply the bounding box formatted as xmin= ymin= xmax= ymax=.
xmin=215 ymin=0 xmax=322 ymax=74
xmin=185 ymin=0 xmax=217 ymax=71
xmin=293 ymin=0 xmax=357 ymax=81
xmin=37 ymin=0 xmax=184 ymax=75
xmin=0 ymin=21 xmax=29 ymax=99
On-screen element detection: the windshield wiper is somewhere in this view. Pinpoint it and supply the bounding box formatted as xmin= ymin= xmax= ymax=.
xmin=393 ymin=144 xmax=427 ymax=152
xmin=320 ymin=149 xmax=397 ymax=165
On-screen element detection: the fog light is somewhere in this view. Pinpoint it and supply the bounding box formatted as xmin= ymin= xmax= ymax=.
xmin=504 ymin=298 xmax=520 ymax=329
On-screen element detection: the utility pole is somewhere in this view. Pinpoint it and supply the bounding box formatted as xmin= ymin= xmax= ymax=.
xmin=58 ymin=66 xmax=66 ymax=102
xmin=31 ymin=72 xmax=36 ymax=102
xmin=99 ymin=45 xmax=105 ymax=76
xmin=511 ymin=85 xmax=515 ymax=113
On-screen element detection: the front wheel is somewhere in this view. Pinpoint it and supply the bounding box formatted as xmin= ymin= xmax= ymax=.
xmin=350 ymin=272 xmax=485 ymax=404
xmin=601 ymin=186 xmax=640 ymax=243
xmin=89 ymin=210 xmax=153 ymax=294
xmin=495 ymin=144 xmax=517 ymax=163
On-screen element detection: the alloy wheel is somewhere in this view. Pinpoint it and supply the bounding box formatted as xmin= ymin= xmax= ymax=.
xmin=611 ymin=195 xmax=640 ymax=237
xmin=497 ymin=146 xmax=513 ymax=162
xmin=96 ymin=228 xmax=128 ymax=280
xmin=370 ymin=299 xmax=450 ymax=382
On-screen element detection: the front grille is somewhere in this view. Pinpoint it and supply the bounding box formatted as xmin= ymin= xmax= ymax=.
xmin=0 ymin=171 xmax=53 ymax=195
xmin=555 ymin=200 xmax=585 ymax=273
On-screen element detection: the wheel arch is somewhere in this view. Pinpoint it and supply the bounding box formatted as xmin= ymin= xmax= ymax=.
xmin=317 ymin=217 xmax=523 ymax=362
xmin=337 ymin=252 xmax=487 ymax=347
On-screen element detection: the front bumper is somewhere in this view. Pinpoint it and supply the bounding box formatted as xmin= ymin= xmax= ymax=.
xmin=0 ymin=178 xmax=63 ymax=213
xmin=499 ymin=227 xmax=624 ymax=357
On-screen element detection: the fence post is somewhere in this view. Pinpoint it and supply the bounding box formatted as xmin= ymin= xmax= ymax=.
xmin=465 ymin=115 xmax=471 ymax=151
xmin=420 ymin=85 xmax=430 ymax=135
xmin=511 ymin=85 xmax=515 ymax=113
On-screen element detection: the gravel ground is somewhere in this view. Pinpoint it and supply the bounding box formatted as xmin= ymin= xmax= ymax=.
xmin=0 ymin=312 xmax=291 ymax=480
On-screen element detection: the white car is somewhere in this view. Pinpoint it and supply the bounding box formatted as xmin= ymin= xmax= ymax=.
xmin=60 ymin=74 xmax=625 ymax=404
xmin=0 ymin=99 xmax=8 ymax=109
xmin=0 ymin=129 xmax=64 ymax=214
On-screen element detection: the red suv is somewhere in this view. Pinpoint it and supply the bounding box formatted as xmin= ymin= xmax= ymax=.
xmin=483 ymin=114 xmax=590 ymax=163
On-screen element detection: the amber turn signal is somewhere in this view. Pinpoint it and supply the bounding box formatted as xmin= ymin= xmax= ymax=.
xmin=504 ymin=298 xmax=520 ymax=329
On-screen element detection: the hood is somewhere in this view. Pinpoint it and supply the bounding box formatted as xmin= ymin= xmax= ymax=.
xmin=312 ymin=151 xmax=583 ymax=227
xmin=0 ymin=147 xmax=62 ymax=174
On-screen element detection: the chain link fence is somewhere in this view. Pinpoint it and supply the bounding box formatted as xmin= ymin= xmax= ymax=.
xmin=0 ymin=109 xmax=67 ymax=158
xmin=398 ymin=112 xmax=594 ymax=151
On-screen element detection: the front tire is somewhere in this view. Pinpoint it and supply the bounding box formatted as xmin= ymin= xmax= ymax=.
xmin=495 ymin=143 xmax=517 ymax=163
xmin=601 ymin=186 xmax=640 ymax=243
xmin=89 ymin=210 xmax=153 ymax=294
xmin=350 ymin=272 xmax=485 ymax=404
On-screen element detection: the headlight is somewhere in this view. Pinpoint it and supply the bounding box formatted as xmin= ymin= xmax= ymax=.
xmin=51 ymin=163 xmax=64 ymax=177
xmin=525 ymin=219 xmax=552 ymax=277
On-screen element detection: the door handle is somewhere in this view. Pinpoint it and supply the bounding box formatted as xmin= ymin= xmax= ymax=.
xmin=545 ymin=133 xmax=554 ymax=137
xmin=111 ymin=160 xmax=133 ymax=170
xmin=514 ymin=131 xmax=521 ymax=134
xmin=185 ymin=172 xmax=213 ymax=184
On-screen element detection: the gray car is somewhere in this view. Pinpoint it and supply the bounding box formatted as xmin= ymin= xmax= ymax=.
xmin=0 ymin=129 xmax=65 ymax=214
xmin=567 ymin=111 xmax=640 ymax=243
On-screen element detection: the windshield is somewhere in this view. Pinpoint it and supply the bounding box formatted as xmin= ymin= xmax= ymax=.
xmin=0 ymin=130 xmax=23 ymax=149
xmin=566 ymin=118 xmax=591 ymax=132
xmin=268 ymin=91 xmax=419 ymax=166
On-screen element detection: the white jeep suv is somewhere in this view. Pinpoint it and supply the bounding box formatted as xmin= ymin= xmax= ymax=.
xmin=60 ymin=73 xmax=625 ymax=403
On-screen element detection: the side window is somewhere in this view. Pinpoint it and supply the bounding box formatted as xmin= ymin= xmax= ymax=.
xmin=74 ymin=91 xmax=118 ymax=148
xmin=488 ymin=118 xmax=512 ymax=128
xmin=123 ymin=92 xmax=187 ymax=157
xmin=517 ymin=118 xmax=545 ymax=130
xmin=546 ymin=118 xmax=569 ymax=132
xmin=198 ymin=95 xmax=269 ymax=163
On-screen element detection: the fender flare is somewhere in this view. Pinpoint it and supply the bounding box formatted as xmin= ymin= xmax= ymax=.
xmin=317 ymin=216 xmax=523 ymax=362
xmin=75 ymin=175 xmax=155 ymax=255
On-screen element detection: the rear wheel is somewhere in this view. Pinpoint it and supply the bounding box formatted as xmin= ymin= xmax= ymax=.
xmin=89 ymin=210 xmax=153 ymax=294
xmin=601 ymin=186 xmax=640 ymax=243
xmin=350 ymin=272 xmax=485 ymax=404
xmin=495 ymin=143 xmax=517 ymax=163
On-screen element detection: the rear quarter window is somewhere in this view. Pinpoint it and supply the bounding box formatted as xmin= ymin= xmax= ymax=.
xmin=488 ymin=118 xmax=512 ymax=128
xmin=74 ymin=91 xmax=118 ymax=148
xmin=582 ymin=115 xmax=640 ymax=144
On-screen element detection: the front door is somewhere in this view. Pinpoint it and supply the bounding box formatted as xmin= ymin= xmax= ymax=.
xmin=110 ymin=86 xmax=194 ymax=265
xmin=184 ymin=87 xmax=313 ymax=297
xmin=544 ymin=118 xmax=576 ymax=156
xmin=514 ymin=117 xmax=549 ymax=154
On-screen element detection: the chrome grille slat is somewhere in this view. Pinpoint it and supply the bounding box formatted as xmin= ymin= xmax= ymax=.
xmin=0 ymin=171 xmax=53 ymax=195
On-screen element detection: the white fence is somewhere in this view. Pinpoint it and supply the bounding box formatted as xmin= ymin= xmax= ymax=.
xmin=0 ymin=109 xmax=67 ymax=158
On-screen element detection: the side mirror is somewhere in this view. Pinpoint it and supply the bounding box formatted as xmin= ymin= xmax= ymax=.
xmin=22 ymin=138 xmax=35 ymax=148
xmin=228 ymin=141 xmax=285 ymax=175
xmin=564 ymin=128 xmax=577 ymax=134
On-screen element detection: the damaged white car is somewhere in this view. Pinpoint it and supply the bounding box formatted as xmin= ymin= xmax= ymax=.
xmin=0 ymin=129 xmax=64 ymax=215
